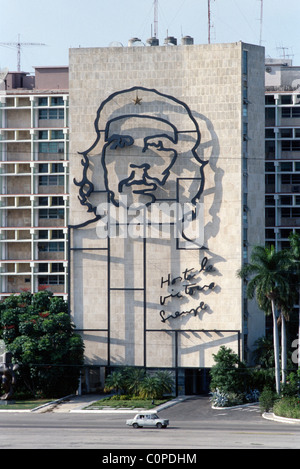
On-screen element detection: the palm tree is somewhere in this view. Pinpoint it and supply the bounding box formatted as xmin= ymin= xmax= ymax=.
xmin=288 ymin=232 xmax=300 ymax=368
xmin=155 ymin=370 xmax=174 ymax=397
xmin=103 ymin=370 xmax=124 ymax=395
xmin=139 ymin=375 xmax=160 ymax=401
xmin=124 ymin=367 xmax=146 ymax=396
xmin=238 ymin=245 xmax=290 ymax=394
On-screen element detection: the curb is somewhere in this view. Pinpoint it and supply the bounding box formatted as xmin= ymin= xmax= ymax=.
xmin=262 ymin=412 xmax=300 ymax=425
xmin=212 ymin=402 xmax=259 ymax=410
xmin=70 ymin=395 xmax=190 ymax=413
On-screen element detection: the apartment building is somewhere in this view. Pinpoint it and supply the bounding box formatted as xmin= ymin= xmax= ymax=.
xmin=0 ymin=67 xmax=69 ymax=300
xmin=265 ymin=58 xmax=300 ymax=250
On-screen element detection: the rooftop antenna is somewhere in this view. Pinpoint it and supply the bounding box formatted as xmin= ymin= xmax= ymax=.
xmin=0 ymin=34 xmax=46 ymax=71
xmin=208 ymin=0 xmax=215 ymax=44
xmin=153 ymin=0 xmax=158 ymax=38
xmin=259 ymin=0 xmax=263 ymax=46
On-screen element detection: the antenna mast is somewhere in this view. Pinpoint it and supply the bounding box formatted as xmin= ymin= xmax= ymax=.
xmin=208 ymin=0 xmax=211 ymax=44
xmin=154 ymin=0 xmax=158 ymax=38
xmin=259 ymin=0 xmax=263 ymax=46
xmin=208 ymin=0 xmax=215 ymax=44
xmin=0 ymin=34 xmax=46 ymax=71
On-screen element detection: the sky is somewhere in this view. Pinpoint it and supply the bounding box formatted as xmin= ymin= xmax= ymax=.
xmin=0 ymin=0 xmax=300 ymax=73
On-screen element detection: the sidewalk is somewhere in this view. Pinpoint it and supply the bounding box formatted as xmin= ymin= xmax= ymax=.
xmin=34 ymin=394 xmax=189 ymax=413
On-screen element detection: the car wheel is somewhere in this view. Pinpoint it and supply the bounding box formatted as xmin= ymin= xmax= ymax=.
xmin=156 ymin=422 xmax=162 ymax=429
xmin=133 ymin=423 xmax=139 ymax=429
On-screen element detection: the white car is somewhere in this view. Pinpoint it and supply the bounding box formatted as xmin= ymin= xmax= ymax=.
xmin=126 ymin=413 xmax=169 ymax=429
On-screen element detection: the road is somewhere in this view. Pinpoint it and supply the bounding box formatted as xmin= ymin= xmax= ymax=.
xmin=0 ymin=396 xmax=299 ymax=450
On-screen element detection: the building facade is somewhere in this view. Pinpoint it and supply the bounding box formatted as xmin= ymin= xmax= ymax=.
xmin=265 ymin=59 xmax=300 ymax=250
xmin=0 ymin=67 xmax=69 ymax=300
xmin=69 ymin=41 xmax=265 ymax=394
xmin=265 ymin=58 xmax=300 ymax=338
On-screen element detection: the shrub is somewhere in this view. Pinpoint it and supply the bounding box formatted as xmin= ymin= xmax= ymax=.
xmin=103 ymin=367 xmax=175 ymax=400
xmin=209 ymin=388 xmax=229 ymax=407
xmin=210 ymin=346 xmax=248 ymax=395
xmin=259 ymin=387 xmax=277 ymax=413
xmin=281 ymin=371 xmax=300 ymax=398
xmin=273 ymin=397 xmax=300 ymax=419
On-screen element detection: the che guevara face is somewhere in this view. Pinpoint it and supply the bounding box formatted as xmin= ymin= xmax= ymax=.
xmin=101 ymin=116 xmax=179 ymax=207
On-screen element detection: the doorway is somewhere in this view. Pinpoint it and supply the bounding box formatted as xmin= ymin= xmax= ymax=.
xmin=184 ymin=368 xmax=210 ymax=395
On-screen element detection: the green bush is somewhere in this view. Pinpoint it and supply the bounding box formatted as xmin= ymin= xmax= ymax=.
xmin=281 ymin=371 xmax=300 ymax=397
xmin=259 ymin=387 xmax=277 ymax=413
xmin=210 ymin=346 xmax=248 ymax=395
xmin=104 ymin=367 xmax=174 ymax=399
xmin=273 ymin=397 xmax=300 ymax=419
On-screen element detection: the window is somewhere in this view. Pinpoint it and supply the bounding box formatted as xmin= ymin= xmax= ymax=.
xmin=265 ymin=95 xmax=275 ymax=105
xmin=265 ymin=196 xmax=275 ymax=206
xmin=280 ymin=129 xmax=293 ymax=138
xmin=280 ymin=229 xmax=291 ymax=238
xmin=265 ymin=141 xmax=275 ymax=158
xmin=39 ymin=142 xmax=64 ymax=154
xmin=265 ymin=162 xmax=275 ymax=172
xmin=280 ymin=196 xmax=292 ymax=205
xmin=282 ymin=107 xmax=291 ymax=118
xmin=51 ymin=130 xmax=64 ymax=140
xmin=38 ymin=197 xmax=48 ymax=206
xmin=265 ymin=129 xmax=275 ymax=138
xmin=38 ymin=242 xmax=64 ymax=252
xmin=52 ymin=263 xmax=64 ymax=272
xmin=39 ymin=275 xmax=64 ymax=285
xmin=39 ymin=175 xmax=64 ymax=186
xmin=51 ymin=97 xmax=64 ymax=106
xmin=51 ymin=197 xmax=64 ymax=206
xmin=281 ymin=95 xmax=292 ymax=105
xmin=39 ymin=130 xmax=48 ymax=140
xmin=266 ymin=229 xmax=275 ymax=239
xmin=280 ymin=162 xmax=293 ymax=172
xmin=38 ymin=163 xmax=48 ymax=173
xmin=39 ymin=109 xmax=64 ymax=120
xmin=38 ymin=263 xmax=48 ymax=272
xmin=51 ymin=230 xmax=64 ymax=239
xmin=292 ymin=108 xmax=300 ymax=117
xmin=38 ymin=97 xmax=48 ymax=106
xmin=281 ymin=208 xmax=300 ymax=218
xmin=38 ymin=230 xmax=48 ymax=239
xmin=39 ymin=208 xmax=64 ymax=219
xmin=242 ymin=50 xmax=248 ymax=75
xmin=52 ymin=163 xmax=64 ymax=173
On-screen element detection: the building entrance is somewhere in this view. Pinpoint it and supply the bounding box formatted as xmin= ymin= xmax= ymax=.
xmin=184 ymin=368 xmax=210 ymax=395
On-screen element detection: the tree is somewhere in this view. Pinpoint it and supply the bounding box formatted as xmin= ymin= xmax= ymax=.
xmin=288 ymin=232 xmax=300 ymax=369
xmin=0 ymin=291 xmax=84 ymax=398
xmin=139 ymin=375 xmax=161 ymax=400
xmin=123 ymin=367 xmax=146 ymax=396
xmin=103 ymin=370 xmax=125 ymax=395
xmin=238 ymin=245 xmax=290 ymax=394
xmin=210 ymin=346 xmax=247 ymax=395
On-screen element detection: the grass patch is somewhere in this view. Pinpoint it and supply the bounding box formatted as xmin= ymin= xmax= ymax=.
xmin=0 ymin=399 xmax=53 ymax=410
xmin=85 ymin=395 xmax=171 ymax=410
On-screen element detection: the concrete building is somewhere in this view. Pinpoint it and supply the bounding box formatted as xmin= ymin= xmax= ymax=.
xmin=265 ymin=58 xmax=300 ymax=337
xmin=265 ymin=58 xmax=300 ymax=249
xmin=0 ymin=67 xmax=69 ymax=300
xmin=69 ymin=41 xmax=265 ymax=394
